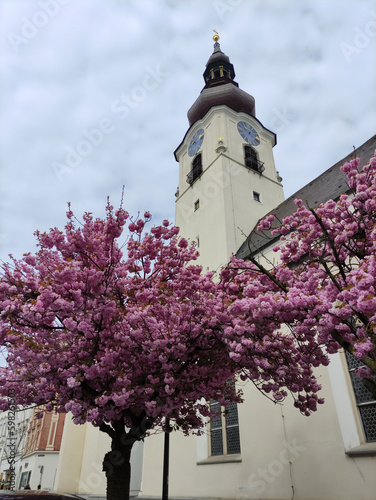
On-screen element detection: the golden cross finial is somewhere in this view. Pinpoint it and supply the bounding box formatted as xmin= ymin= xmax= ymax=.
xmin=213 ymin=29 xmax=219 ymax=42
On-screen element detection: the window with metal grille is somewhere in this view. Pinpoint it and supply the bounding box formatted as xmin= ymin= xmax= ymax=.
xmin=345 ymin=351 xmax=376 ymax=441
xmin=187 ymin=154 xmax=202 ymax=185
xmin=244 ymin=146 xmax=264 ymax=173
xmin=209 ymin=401 xmax=241 ymax=456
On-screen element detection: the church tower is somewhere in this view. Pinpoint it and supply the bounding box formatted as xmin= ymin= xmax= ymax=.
xmin=174 ymin=33 xmax=284 ymax=270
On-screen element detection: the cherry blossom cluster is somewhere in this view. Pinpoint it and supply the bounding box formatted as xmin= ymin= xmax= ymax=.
xmin=0 ymin=204 xmax=239 ymax=435
xmin=227 ymin=152 xmax=376 ymax=401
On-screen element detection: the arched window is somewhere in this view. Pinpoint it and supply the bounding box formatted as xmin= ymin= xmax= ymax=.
xmin=187 ymin=154 xmax=202 ymax=185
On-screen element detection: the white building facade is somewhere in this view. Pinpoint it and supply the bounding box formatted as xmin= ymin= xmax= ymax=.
xmin=0 ymin=408 xmax=33 ymax=490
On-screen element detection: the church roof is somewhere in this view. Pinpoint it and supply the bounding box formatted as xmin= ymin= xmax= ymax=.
xmin=205 ymin=41 xmax=231 ymax=70
xmin=236 ymin=134 xmax=376 ymax=259
xmin=187 ymin=39 xmax=255 ymax=126
xmin=187 ymin=83 xmax=256 ymax=126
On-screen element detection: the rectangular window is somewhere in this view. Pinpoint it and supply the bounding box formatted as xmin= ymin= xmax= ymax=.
xmin=253 ymin=191 xmax=261 ymax=202
xmin=187 ymin=154 xmax=202 ymax=185
xmin=194 ymin=200 xmax=200 ymax=211
xmin=345 ymin=351 xmax=376 ymax=441
xmin=244 ymin=146 xmax=264 ymax=173
xmin=209 ymin=401 xmax=241 ymax=456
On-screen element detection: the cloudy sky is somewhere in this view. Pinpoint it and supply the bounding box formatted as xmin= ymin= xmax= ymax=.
xmin=0 ymin=0 xmax=375 ymax=262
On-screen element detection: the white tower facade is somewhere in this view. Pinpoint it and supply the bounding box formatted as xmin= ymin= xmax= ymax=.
xmin=175 ymin=37 xmax=284 ymax=270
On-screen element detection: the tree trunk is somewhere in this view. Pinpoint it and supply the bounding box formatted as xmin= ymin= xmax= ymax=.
xmin=103 ymin=426 xmax=134 ymax=500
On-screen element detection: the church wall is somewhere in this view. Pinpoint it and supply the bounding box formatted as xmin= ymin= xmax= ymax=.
xmin=54 ymin=417 xmax=87 ymax=493
xmin=142 ymin=357 xmax=376 ymax=500
xmin=76 ymin=424 xmax=110 ymax=496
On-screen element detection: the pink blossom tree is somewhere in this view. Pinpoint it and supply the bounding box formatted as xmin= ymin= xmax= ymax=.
xmin=224 ymin=152 xmax=376 ymax=408
xmin=0 ymin=204 xmax=242 ymax=500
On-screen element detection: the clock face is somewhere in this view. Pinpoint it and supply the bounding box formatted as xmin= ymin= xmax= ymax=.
xmin=188 ymin=129 xmax=205 ymax=157
xmin=237 ymin=121 xmax=260 ymax=146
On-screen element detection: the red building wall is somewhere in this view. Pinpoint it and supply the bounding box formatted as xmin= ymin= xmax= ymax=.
xmin=24 ymin=409 xmax=65 ymax=456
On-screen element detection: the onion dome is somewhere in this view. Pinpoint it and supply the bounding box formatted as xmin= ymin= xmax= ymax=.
xmin=187 ymin=33 xmax=256 ymax=126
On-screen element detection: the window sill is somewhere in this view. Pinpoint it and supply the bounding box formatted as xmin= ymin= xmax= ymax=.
xmin=345 ymin=443 xmax=376 ymax=456
xmin=197 ymin=454 xmax=242 ymax=465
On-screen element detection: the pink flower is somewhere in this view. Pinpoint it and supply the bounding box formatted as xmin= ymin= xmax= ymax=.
xmin=67 ymin=377 xmax=80 ymax=388
xmin=355 ymin=366 xmax=373 ymax=378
